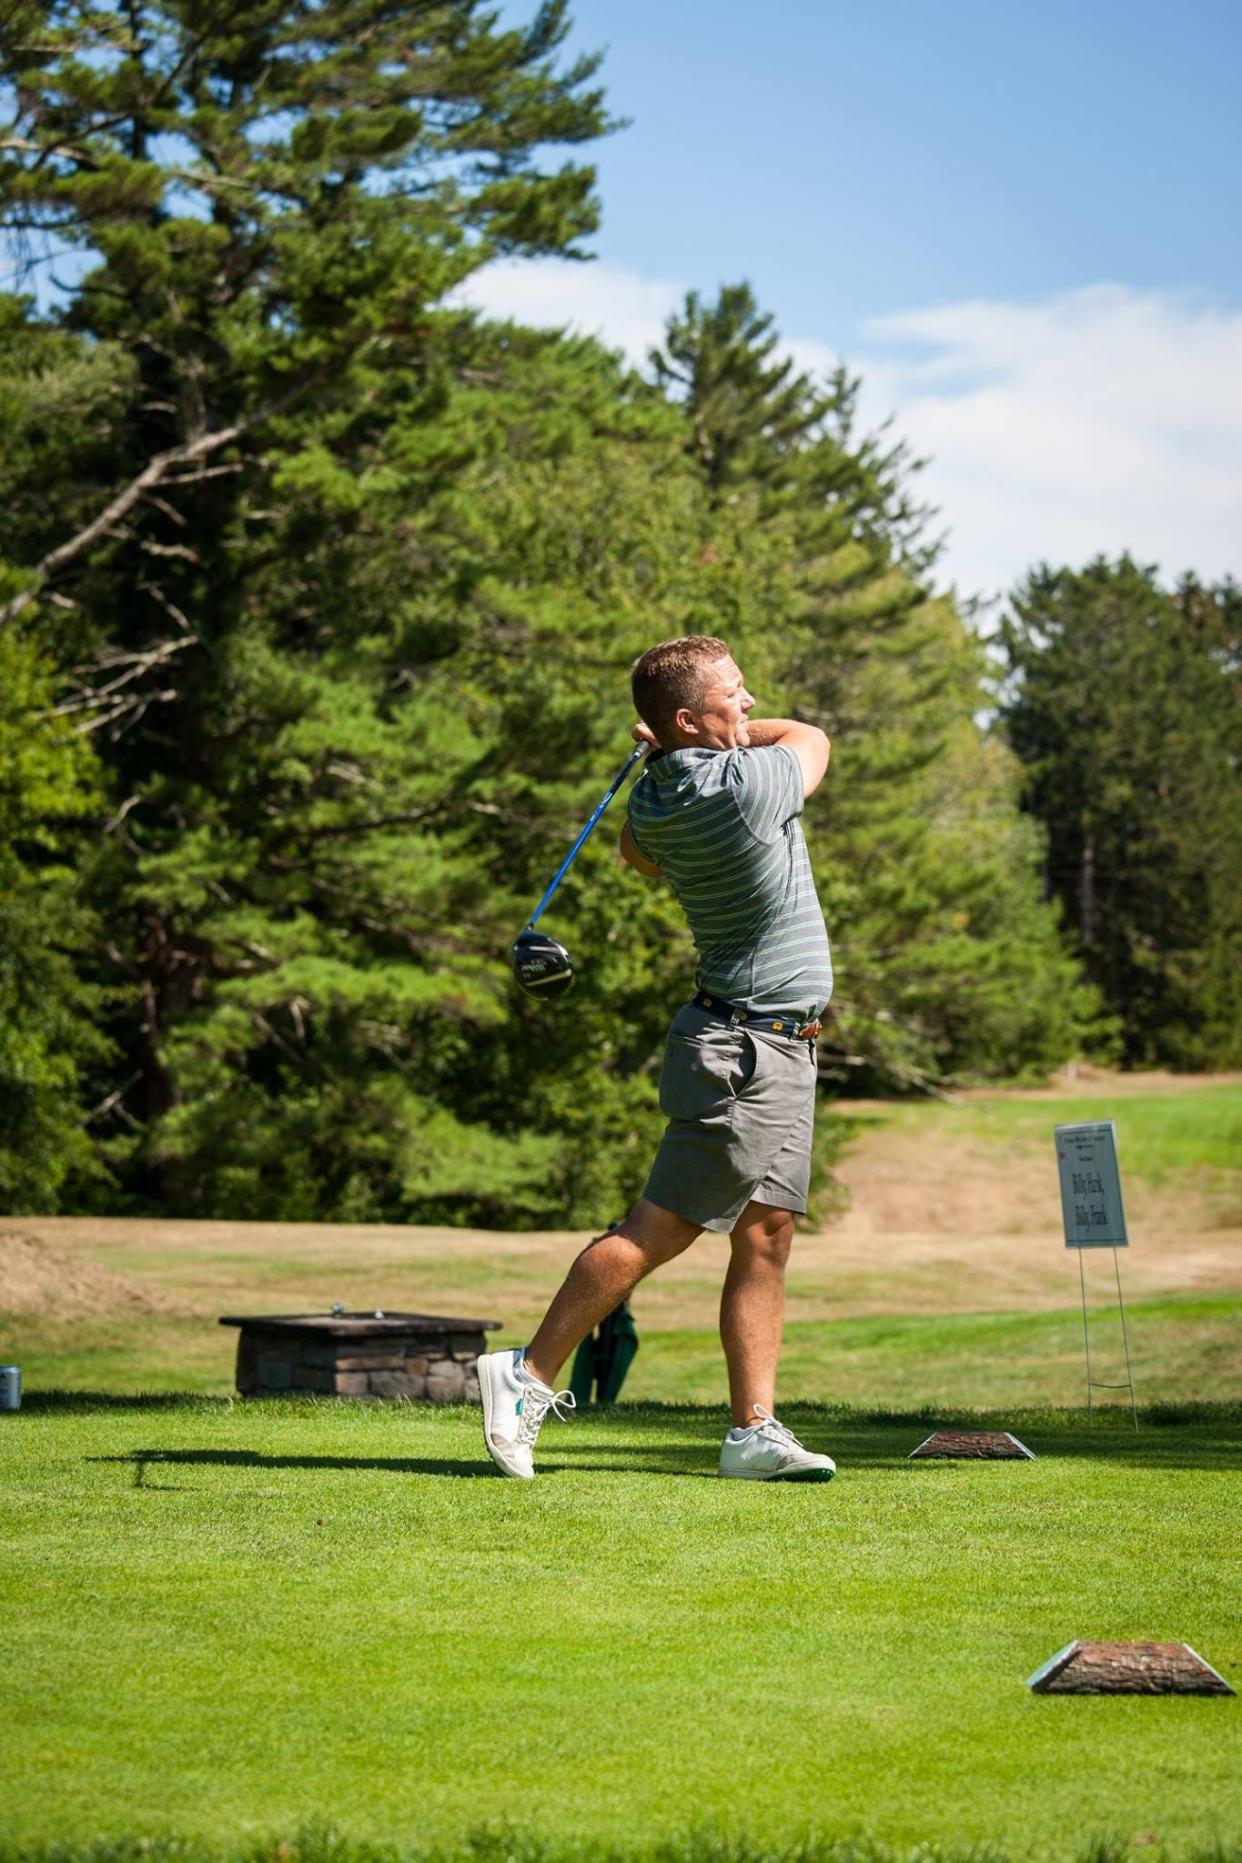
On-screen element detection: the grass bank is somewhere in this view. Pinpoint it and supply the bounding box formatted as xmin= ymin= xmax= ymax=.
xmin=10 ymin=1294 xmax=1241 ymax=1407
xmin=841 ymin=1082 xmax=1242 ymax=1186
xmin=3 ymin=1398 xmax=1238 ymax=1856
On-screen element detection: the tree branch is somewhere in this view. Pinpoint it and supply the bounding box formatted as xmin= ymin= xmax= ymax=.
xmin=0 ymin=360 xmax=342 ymax=628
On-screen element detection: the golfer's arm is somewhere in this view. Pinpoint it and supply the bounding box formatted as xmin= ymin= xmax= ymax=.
xmin=746 ymin=719 xmax=830 ymax=798
xmin=620 ymin=820 xmax=663 ymax=878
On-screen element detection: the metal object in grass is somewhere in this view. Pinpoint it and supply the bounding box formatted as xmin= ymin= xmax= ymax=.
xmin=511 ymin=745 xmax=647 ymax=1000
xmin=908 ymin=1429 xmax=1034 ymax=1459
xmin=1028 ymin=1640 xmax=1234 ymax=1696
xmin=0 ymin=1365 xmax=20 ymax=1411
xmin=1054 ymin=1121 xmax=1139 ymax=1430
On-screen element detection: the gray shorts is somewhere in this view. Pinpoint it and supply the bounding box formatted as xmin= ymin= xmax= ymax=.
xmin=642 ymin=1002 xmax=818 ymax=1234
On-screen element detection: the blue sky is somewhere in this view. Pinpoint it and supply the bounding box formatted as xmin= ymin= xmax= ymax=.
xmin=474 ymin=0 xmax=1242 ymax=600
xmin=543 ymin=0 xmax=1242 ymax=341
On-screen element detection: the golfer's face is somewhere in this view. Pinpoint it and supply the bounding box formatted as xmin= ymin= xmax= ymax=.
xmin=693 ymin=657 xmax=755 ymax=750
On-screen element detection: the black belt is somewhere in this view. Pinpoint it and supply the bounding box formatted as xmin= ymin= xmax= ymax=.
xmin=693 ymin=991 xmax=822 ymax=1042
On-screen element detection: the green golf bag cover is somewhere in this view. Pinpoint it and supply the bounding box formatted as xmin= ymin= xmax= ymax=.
xmin=569 ymin=1298 xmax=639 ymax=1404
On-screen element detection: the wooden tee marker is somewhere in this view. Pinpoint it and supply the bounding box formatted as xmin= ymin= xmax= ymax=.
xmin=1028 ymin=1640 xmax=1234 ymax=1696
xmin=909 ymin=1429 xmax=1035 ymax=1460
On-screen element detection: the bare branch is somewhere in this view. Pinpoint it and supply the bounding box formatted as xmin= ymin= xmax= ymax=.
xmin=0 ymin=360 xmax=344 ymax=629
xmin=139 ymin=492 xmax=188 ymax=527
xmin=71 ymin=687 xmax=179 ymax=736
xmin=165 ymin=165 xmax=253 ymax=196
xmin=160 ymin=461 xmax=244 ymax=486
xmin=137 ymin=537 xmax=200 ymax=563
xmin=137 ymin=579 xmax=194 ymax=633
xmin=52 ymin=637 xmax=197 ymax=718
xmin=83 ymin=1071 xmax=144 ymax=1128
xmin=283 ymin=808 xmax=441 ymax=840
xmin=104 ymin=794 xmax=143 ymax=835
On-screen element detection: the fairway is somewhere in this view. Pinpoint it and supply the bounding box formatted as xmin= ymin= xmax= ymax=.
xmin=3 ymin=1397 xmax=1239 ymax=1859
xmin=5 ymin=0 xmax=1241 ymax=1849
xmin=3 ymin=1074 xmax=1239 ymax=1858
xmin=7 ymin=1074 xmax=1240 ymax=1405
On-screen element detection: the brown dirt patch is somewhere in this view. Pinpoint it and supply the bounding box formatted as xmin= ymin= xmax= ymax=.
xmin=6 ymin=1068 xmax=1240 ymax=1336
xmin=0 ymin=1229 xmax=191 ymax=1320
xmin=967 ymin=1064 xmax=1242 ymax=1100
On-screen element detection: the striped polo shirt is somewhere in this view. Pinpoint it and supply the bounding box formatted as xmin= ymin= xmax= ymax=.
xmin=628 ymin=744 xmax=833 ymax=1019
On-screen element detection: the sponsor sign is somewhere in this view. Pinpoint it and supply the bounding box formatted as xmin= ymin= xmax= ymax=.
xmin=1054 ymin=1121 xmax=1128 ymax=1248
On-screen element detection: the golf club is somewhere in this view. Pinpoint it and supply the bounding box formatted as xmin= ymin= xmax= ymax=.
xmin=511 ymin=744 xmax=647 ymax=998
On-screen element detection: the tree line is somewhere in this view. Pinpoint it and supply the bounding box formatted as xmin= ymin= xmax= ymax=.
xmin=1 ymin=1 xmax=1237 ymax=1224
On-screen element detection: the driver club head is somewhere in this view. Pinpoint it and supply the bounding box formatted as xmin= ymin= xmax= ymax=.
xmin=511 ymin=928 xmax=575 ymax=999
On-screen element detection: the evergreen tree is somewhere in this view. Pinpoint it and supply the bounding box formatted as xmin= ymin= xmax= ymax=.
xmin=0 ymin=1 xmax=624 ymax=1217
xmin=650 ymin=283 xmax=1091 ymax=1088
xmin=0 ymin=628 xmax=106 ymax=1210
xmin=0 ymin=299 xmax=125 ymax=1210
xmin=107 ymin=319 xmax=702 ymax=1223
xmin=0 ymin=17 xmax=1123 ymax=1221
xmin=999 ymin=557 xmax=1242 ymax=1067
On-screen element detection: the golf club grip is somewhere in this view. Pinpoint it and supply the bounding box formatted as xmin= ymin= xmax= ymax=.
xmin=526 ymin=745 xmax=647 ymax=930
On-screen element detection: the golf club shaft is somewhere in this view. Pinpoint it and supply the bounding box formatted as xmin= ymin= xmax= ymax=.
xmin=526 ymin=745 xmax=647 ymax=930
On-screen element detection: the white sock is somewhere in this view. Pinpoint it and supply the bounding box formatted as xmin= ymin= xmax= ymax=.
xmin=515 ymin=1352 xmax=550 ymax=1389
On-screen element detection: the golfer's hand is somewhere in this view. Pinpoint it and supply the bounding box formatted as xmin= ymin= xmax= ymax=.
xmin=631 ymin=721 xmax=660 ymax=750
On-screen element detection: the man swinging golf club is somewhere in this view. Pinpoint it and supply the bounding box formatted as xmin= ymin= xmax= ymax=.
xmin=477 ymin=636 xmax=836 ymax=1481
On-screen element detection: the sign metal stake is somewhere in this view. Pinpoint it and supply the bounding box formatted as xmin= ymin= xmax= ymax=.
xmin=1055 ymin=1120 xmax=1138 ymax=1431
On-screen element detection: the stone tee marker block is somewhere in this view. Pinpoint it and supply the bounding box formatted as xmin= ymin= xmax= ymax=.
xmin=1028 ymin=1640 xmax=1234 ymax=1696
xmin=909 ymin=1430 xmax=1035 ymax=1460
xmin=220 ymin=1311 xmax=501 ymax=1402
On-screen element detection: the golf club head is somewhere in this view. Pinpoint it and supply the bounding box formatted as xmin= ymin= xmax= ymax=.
xmin=511 ymin=928 xmax=575 ymax=999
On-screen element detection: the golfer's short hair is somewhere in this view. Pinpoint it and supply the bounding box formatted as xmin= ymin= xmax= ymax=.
xmin=631 ymin=635 xmax=730 ymax=743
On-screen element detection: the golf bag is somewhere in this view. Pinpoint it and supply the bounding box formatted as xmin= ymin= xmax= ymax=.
xmin=569 ymin=1298 xmax=639 ymax=1405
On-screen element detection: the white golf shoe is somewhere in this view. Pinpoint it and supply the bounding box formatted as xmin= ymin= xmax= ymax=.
xmin=477 ymin=1347 xmax=575 ymax=1480
xmin=718 ymin=1406 xmax=836 ymax=1482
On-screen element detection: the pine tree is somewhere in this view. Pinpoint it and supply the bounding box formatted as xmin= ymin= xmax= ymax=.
xmin=1 ymin=31 xmax=1124 ymax=1220
xmin=649 ymin=284 xmax=1090 ymax=1088
xmin=0 ymin=300 xmax=128 ymax=1210
xmin=1000 ymin=557 xmax=1242 ymax=1066
xmin=0 ymin=1 xmax=621 ymax=1215
xmin=0 ymin=628 xmax=106 ymax=1210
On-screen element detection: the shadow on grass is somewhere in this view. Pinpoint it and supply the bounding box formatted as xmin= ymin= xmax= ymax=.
xmin=23 ymin=1392 xmax=1242 ymax=1475
xmin=91 ymin=1449 xmax=497 ymax=1481
xmin=84 ymin=1423 xmax=1242 ymax=1488
xmin=88 ymin=1445 xmax=728 ymax=1482
xmin=1 ymin=1817 xmax=1240 ymax=1863
xmin=23 ymin=1391 xmax=230 ymax=1411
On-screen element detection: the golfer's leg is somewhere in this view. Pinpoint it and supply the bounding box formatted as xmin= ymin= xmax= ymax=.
xmin=524 ymin=1197 xmax=701 ymax=1387
xmin=720 ymin=1200 xmax=794 ymax=1427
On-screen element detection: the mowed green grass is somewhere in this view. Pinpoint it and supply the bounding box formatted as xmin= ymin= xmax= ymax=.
xmin=3 ymin=1397 xmax=1239 ymax=1859
xmin=638 ymin=1294 xmax=1242 ymax=1407
xmin=854 ymin=1082 xmax=1242 ymax=1184
xmin=12 ymin=1295 xmax=1242 ymax=1406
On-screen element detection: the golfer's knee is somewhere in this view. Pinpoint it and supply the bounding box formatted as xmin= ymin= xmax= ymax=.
xmin=732 ymin=1205 xmax=794 ymax=1267
xmin=618 ymin=1196 xmax=701 ymax=1269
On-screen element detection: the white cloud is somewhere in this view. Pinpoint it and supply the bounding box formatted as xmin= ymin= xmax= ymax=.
xmin=454 ymin=257 xmax=685 ymax=369
xmin=454 ymin=262 xmax=1242 ymax=601
xmin=855 ymin=286 xmax=1242 ymax=602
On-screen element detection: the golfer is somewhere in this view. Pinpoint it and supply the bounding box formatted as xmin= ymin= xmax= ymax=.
xmin=477 ymin=636 xmax=835 ymax=1481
